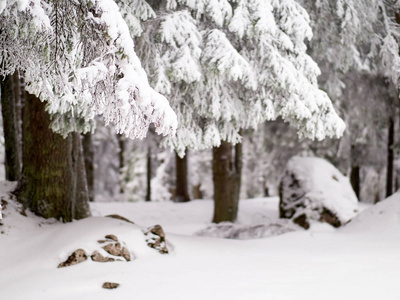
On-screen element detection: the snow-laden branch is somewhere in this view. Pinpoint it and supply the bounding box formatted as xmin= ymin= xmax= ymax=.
xmin=0 ymin=0 xmax=177 ymax=139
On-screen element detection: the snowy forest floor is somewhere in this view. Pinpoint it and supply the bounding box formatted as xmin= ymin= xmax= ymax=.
xmin=0 ymin=181 xmax=399 ymax=300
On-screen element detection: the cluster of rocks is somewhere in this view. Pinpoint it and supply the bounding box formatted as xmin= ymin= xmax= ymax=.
xmin=58 ymin=234 xmax=132 ymax=268
xmin=58 ymin=223 xmax=170 ymax=290
xmin=58 ymin=223 xmax=169 ymax=269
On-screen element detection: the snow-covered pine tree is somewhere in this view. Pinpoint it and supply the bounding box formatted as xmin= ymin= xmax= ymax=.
xmin=0 ymin=0 xmax=177 ymax=221
xmin=125 ymin=0 xmax=346 ymax=222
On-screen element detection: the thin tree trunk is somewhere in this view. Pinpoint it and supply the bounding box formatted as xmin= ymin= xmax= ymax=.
xmin=118 ymin=134 xmax=125 ymax=194
xmin=212 ymin=141 xmax=242 ymax=223
xmin=175 ymin=150 xmax=190 ymax=202
xmin=1 ymin=73 xmax=21 ymax=181
xmin=386 ymin=116 xmax=394 ymax=198
xmin=82 ymin=133 xmax=95 ymax=202
xmin=72 ymin=133 xmax=91 ymax=218
xmin=350 ymin=166 xmax=360 ymax=200
xmin=146 ymin=147 xmax=152 ymax=202
xmin=13 ymin=72 xmax=23 ymax=165
xmin=14 ymin=92 xmax=90 ymax=222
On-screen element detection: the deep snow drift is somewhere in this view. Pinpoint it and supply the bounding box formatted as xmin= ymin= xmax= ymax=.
xmin=0 ymin=181 xmax=399 ymax=300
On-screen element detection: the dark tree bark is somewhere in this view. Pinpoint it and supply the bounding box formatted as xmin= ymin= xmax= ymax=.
xmin=82 ymin=133 xmax=95 ymax=202
xmin=174 ymin=150 xmax=190 ymax=202
xmin=13 ymin=72 xmax=23 ymax=162
xmin=118 ymin=134 xmax=125 ymax=193
xmin=1 ymin=73 xmax=21 ymax=181
xmin=212 ymin=141 xmax=242 ymax=223
xmin=146 ymin=147 xmax=152 ymax=202
xmin=350 ymin=144 xmax=361 ymax=201
xmin=14 ymin=92 xmax=90 ymax=222
xmin=192 ymin=184 xmax=203 ymax=200
xmin=386 ymin=116 xmax=394 ymax=198
xmin=350 ymin=166 xmax=360 ymax=200
xmin=72 ymin=133 xmax=91 ymax=218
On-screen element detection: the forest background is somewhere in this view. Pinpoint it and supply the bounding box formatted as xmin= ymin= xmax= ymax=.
xmin=0 ymin=0 xmax=400 ymax=224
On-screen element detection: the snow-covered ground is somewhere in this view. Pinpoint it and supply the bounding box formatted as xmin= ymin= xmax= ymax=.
xmin=1 ymin=181 xmax=399 ymax=300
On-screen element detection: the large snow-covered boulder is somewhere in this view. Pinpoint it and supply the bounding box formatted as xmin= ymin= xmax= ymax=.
xmin=279 ymin=156 xmax=358 ymax=229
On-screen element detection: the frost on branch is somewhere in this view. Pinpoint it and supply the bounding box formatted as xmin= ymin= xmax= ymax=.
xmin=131 ymin=0 xmax=346 ymax=152
xmin=0 ymin=0 xmax=177 ymax=139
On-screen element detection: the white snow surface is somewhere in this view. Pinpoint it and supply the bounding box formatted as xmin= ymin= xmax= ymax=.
xmin=284 ymin=156 xmax=359 ymax=222
xmin=0 ymin=181 xmax=399 ymax=300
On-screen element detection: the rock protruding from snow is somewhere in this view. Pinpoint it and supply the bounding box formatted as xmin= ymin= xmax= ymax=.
xmin=91 ymin=251 xmax=115 ymax=263
xmin=102 ymin=242 xmax=131 ymax=261
xmin=145 ymin=225 xmax=168 ymax=254
xmin=99 ymin=235 xmax=132 ymax=261
xmin=279 ymin=156 xmax=358 ymax=229
xmin=104 ymin=234 xmax=118 ymax=242
xmin=106 ymin=214 xmax=135 ymax=224
xmin=102 ymin=282 xmax=120 ymax=289
xmin=59 ymin=235 xmax=134 ymax=267
xmin=58 ymin=249 xmax=88 ymax=268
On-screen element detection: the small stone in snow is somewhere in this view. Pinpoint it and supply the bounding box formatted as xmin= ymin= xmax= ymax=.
xmin=105 ymin=234 xmax=118 ymax=242
xmin=102 ymin=282 xmax=120 ymax=289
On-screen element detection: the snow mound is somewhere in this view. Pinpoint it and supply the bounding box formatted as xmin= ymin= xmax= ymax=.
xmin=279 ymin=156 xmax=358 ymax=228
xmin=196 ymin=220 xmax=301 ymax=239
xmin=0 ymin=193 xmax=173 ymax=274
xmin=343 ymin=192 xmax=400 ymax=235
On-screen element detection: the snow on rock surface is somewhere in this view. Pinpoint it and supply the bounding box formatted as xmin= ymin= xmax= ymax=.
xmin=279 ymin=156 xmax=358 ymax=228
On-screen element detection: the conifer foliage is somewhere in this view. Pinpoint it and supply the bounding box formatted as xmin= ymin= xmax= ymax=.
xmin=0 ymin=0 xmax=177 ymax=138
xmin=131 ymin=0 xmax=346 ymax=155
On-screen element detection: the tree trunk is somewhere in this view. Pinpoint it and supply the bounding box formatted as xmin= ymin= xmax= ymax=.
xmin=72 ymin=133 xmax=91 ymax=218
xmin=212 ymin=141 xmax=242 ymax=223
xmin=350 ymin=166 xmax=360 ymax=200
xmin=174 ymin=150 xmax=190 ymax=202
xmin=82 ymin=133 xmax=95 ymax=202
xmin=386 ymin=116 xmax=394 ymax=198
xmin=146 ymin=147 xmax=152 ymax=202
xmin=14 ymin=92 xmax=90 ymax=222
xmin=118 ymin=134 xmax=125 ymax=194
xmin=1 ymin=73 xmax=21 ymax=181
